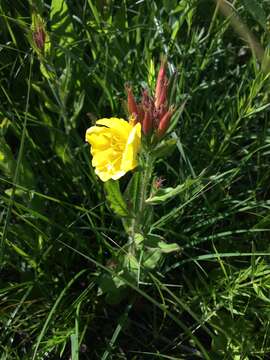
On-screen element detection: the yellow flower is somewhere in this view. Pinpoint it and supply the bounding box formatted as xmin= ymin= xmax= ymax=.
xmin=85 ymin=117 xmax=141 ymax=182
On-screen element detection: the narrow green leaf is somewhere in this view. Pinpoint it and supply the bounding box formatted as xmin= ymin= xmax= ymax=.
xmin=59 ymin=59 xmax=73 ymax=104
xmin=104 ymin=180 xmax=129 ymax=217
xmin=71 ymin=90 xmax=85 ymax=124
xmin=32 ymin=270 xmax=86 ymax=360
xmin=163 ymin=0 xmax=178 ymax=13
xmin=7 ymin=240 xmax=38 ymax=269
xmin=50 ymin=0 xmax=74 ymax=48
xmin=92 ymin=74 xmax=115 ymax=111
xmin=101 ymin=304 xmax=132 ymax=360
xmin=71 ymin=333 xmax=79 ymax=360
xmin=71 ymin=302 xmax=80 ymax=360
xmin=124 ymin=171 xmax=142 ymax=215
xmin=152 ymin=138 xmax=177 ymax=159
xmin=0 ymin=137 xmax=16 ymax=178
xmin=87 ymin=0 xmax=101 ymax=25
xmin=146 ymin=178 xmax=196 ymax=205
xmin=148 ymin=58 xmax=155 ymax=90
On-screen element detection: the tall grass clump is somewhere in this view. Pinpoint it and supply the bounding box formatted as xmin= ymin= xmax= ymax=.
xmin=1 ymin=0 xmax=270 ymax=358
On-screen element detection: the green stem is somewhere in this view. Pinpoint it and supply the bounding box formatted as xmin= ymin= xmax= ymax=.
xmin=129 ymin=151 xmax=153 ymax=255
xmin=137 ymin=151 xmax=153 ymax=233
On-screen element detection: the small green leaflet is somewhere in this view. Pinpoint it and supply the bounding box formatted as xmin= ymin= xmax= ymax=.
xmin=146 ymin=178 xmax=197 ymax=205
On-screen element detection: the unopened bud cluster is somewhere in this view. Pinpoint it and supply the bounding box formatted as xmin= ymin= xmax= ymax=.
xmin=126 ymin=60 xmax=174 ymax=138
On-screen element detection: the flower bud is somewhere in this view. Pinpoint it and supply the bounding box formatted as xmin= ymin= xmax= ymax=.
xmin=126 ymin=85 xmax=138 ymax=118
xmin=157 ymin=104 xmax=167 ymax=123
xmin=155 ymin=77 xmax=168 ymax=109
xmin=142 ymin=89 xmax=155 ymax=121
xmin=155 ymin=59 xmax=168 ymax=108
xmin=157 ymin=108 xmax=174 ymax=137
xmin=137 ymin=104 xmax=145 ymax=123
xmin=142 ymin=89 xmax=150 ymax=108
xmin=142 ymin=109 xmax=152 ymax=135
xmin=33 ymin=25 xmax=46 ymax=51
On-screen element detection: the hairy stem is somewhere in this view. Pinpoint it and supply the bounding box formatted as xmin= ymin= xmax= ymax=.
xmin=138 ymin=151 xmax=153 ymax=233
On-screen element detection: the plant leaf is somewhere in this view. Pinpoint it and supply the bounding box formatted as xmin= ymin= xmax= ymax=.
xmin=143 ymin=249 xmax=162 ymax=269
xmin=146 ymin=178 xmax=196 ymax=205
xmin=104 ymin=180 xmax=129 ymax=217
xmin=242 ymin=0 xmax=266 ymax=29
xmin=157 ymin=241 xmax=181 ymax=253
xmin=50 ymin=0 xmax=74 ymax=42
xmin=152 ymin=138 xmax=177 ymax=159
xmin=144 ymin=234 xmax=181 ymax=253
xmin=124 ymin=171 xmax=142 ymax=215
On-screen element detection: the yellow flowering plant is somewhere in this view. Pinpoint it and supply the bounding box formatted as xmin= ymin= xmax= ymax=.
xmin=85 ymin=59 xmax=183 ymax=303
xmin=85 ymin=118 xmax=141 ymax=182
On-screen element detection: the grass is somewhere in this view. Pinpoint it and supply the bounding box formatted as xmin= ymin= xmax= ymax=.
xmin=1 ymin=0 xmax=270 ymax=358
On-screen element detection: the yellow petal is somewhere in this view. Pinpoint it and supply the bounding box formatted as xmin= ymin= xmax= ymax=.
xmin=95 ymin=157 xmax=124 ymax=182
xmin=92 ymin=148 xmax=118 ymax=167
xmin=121 ymin=123 xmax=141 ymax=171
xmin=95 ymin=168 xmax=112 ymax=182
xmin=96 ymin=118 xmax=131 ymax=139
xmin=87 ymin=133 xmax=110 ymax=149
xmin=86 ymin=125 xmax=111 ymax=143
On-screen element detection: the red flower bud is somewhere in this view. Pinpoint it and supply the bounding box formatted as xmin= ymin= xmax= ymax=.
xmin=142 ymin=89 xmax=150 ymax=107
xmin=155 ymin=59 xmax=168 ymax=108
xmin=157 ymin=108 xmax=174 ymax=137
xmin=142 ymin=109 xmax=152 ymax=135
xmin=137 ymin=104 xmax=144 ymax=123
xmin=126 ymin=85 xmax=138 ymax=118
xmin=157 ymin=104 xmax=167 ymax=122
xmin=142 ymin=89 xmax=155 ymax=121
xmin=155 ymin=77 xmax=168 ymax=109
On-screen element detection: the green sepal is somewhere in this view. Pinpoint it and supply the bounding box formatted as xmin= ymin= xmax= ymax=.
xmin=104 ymin=180 xmax=129 ymax=217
